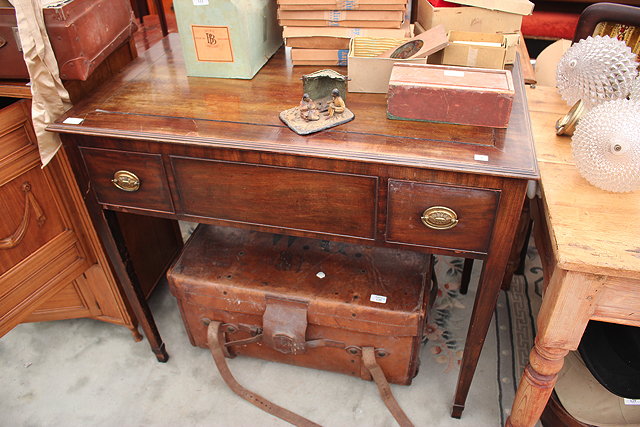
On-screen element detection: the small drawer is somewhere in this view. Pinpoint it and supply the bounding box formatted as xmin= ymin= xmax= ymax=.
xmin=80 ymin=147 xmax=174 ymax=213
xmin=386 ymin=180 xmax=499 ymax=254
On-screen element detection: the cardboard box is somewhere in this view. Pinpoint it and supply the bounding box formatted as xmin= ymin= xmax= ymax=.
xmin=278 ymin=3 xmax=406 ymax=10
xmin=279 ymin=19 xmax=403 ymax=28
xmin=285 ymin=36 xmax=351 ymax=49
xmin=426 ymin=30 xmax=519 ymax=66
xmin=447 ymin=0 xmax=534 ymax=16
xmin=291 ymin=48 xmax=349 ymax=66
xmin=173 ymin=0 xmax=282 ymax=79
xmin=503 ymin=33 xmax=520 ymax=65
xmin=347 ymin=37 xmax=428 ymax=93
xmin=278 ymin=10 xmax=404 ymax=21
xmin=282 ymin=23 xmax=412 ymax=40
xmin=441 ymin=31 xmax=508 ymax=69
xmin=416 ymin=0 xmax=523 ymax=34
xmin=277 ymin=0 xmax=407 ymax=9
xmin=387 ymin=63 xmax=515 ymax=129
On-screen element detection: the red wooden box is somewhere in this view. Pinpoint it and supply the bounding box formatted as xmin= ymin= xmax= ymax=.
xmin=428 ymin=0 xmax=460 ymax=7
xmin=387 ymin=63 xmax=515 ymax=129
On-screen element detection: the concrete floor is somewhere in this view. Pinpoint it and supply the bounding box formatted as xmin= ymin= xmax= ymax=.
xmin=1 ymin=274 xmax=500 ymax=426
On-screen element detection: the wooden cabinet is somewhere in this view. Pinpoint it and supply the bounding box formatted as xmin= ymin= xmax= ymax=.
xmin=0 ymin=99 xmax=181 ymax=338
xmin=0 ymin=99 xmax=129 ymax=335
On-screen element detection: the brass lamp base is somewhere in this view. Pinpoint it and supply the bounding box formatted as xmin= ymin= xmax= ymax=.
xmin=555 ymin=100 xmax=585 ymax=136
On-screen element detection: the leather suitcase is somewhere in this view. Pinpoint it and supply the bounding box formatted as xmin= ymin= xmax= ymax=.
xmin=0 ymin=0 xmax=136 ymax=80
xmin=167 ymin=224 xmax=434 ymax=386
xmin=168 ymin=224 xmax=434 ymax=425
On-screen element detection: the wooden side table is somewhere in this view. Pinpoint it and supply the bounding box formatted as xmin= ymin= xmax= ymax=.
xmin=507 ymin=86 xmax=640 ymax=426
xmin=48 ymin=34 xmax=538 ymax=416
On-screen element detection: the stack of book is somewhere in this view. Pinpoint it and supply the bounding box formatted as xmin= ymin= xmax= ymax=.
xmin=278 ymin=0 xmax=412 ymax=66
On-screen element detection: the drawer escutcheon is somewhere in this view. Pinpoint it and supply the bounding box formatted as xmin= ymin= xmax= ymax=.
xmin=421 ymin=206 xmax=459 ymax=230
xmin=111 ymin=170 xmax=140 ymax=192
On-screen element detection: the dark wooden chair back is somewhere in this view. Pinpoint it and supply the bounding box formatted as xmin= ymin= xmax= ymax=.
xmin=573 ymin=2 xmax=640 ymax=56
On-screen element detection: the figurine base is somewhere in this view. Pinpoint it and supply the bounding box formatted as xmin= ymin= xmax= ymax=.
xmin=279 ymin=106 xmax=354 ymax=135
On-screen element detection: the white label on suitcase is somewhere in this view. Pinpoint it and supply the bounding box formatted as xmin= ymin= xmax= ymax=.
xmin=370 ymin=294 xmax=387 ymax=304
xmin=625 ymin=399 xmax=640 ymax=405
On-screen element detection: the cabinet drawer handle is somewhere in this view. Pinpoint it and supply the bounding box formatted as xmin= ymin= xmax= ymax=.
xmin=421 ymin=206 xmax=459 ymax=230
xmin=1 ymin=182 xmax=46 ymax=250
xmin=111 ymin=170 xmax=140 ymax=192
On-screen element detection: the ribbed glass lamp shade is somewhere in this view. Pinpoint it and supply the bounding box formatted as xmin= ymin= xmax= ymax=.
xmin=557 ymin=36 xmax=638 ymax=110
xmin=571 ymin=99 xmax=640 ymax=192
xmin=630 ymin=76 xmax=640 ymax=101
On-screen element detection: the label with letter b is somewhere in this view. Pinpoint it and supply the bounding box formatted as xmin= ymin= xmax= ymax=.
xmin=192 ymin=25 xmax=234 ymax=63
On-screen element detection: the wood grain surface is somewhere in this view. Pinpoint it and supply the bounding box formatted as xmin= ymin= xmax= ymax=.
xmin=507 ymin=85 xmax=640 ymax=427
xmin=526 ymin=85 xmax=640 ymax=280
xmin=49 ymin=34 xmax=537 ymax=181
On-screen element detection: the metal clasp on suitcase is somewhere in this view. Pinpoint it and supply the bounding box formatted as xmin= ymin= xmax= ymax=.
xmin=202 ymin=295 xmax=390 ymax=359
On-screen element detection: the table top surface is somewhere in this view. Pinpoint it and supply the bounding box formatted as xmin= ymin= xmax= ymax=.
xmin=50 ymin=34 xmax=538 ymax=180
xmin=526 ymin=85 xmax=640 ymax=280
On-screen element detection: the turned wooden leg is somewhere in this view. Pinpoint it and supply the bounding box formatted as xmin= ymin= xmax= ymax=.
xmin=129 ymin=325 xmax=143 ymax=342
xmin=506 ymin=267 xmax=601 ymax=426
xmin=506 ymin=342 xmax=568 ymax=427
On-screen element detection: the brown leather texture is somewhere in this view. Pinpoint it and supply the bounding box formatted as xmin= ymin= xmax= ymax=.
xmin=168 ymin=224 xmax=433 ymax=386
xmin=0 ymin=0 xmax=135 ymax=80
xmin=0 ymin=8 xmax=27 ymax=79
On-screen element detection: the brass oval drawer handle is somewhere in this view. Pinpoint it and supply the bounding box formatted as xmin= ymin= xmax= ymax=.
xmin=421 ymin=206 xmax=459 ymax=230
xmin=111 ymin=170 xmax=140 ymax=192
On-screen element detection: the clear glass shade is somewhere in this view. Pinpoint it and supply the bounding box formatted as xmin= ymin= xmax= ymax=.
xmin=572 ymin=99 xmax=640 ymax=193
xmin=557 ymin=36 xmax=638 ymax=110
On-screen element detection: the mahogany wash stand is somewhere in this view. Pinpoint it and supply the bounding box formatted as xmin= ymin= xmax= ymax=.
xmin=48 ymin=34 xmax=538 ymax=418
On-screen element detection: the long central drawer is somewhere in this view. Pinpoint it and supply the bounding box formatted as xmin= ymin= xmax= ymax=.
xmin=170 ymin=156 xmax=378 ymax=239
xmin=79 ymin=144 xmax=379 ymax=240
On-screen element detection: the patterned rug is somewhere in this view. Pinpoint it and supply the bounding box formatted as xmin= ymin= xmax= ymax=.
xmin=425 ymin=238 xmax=543 ymax=425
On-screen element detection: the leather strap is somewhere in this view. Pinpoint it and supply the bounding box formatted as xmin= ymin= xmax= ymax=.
xmin=362 ymin=347 xmax=415 ymax=427
xmin=207 ymin=321 xmax=414 ymax=427
xmin=207 ymin=321 xmax=322 ymax=427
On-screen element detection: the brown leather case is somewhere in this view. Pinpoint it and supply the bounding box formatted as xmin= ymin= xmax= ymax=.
xmin=167 ymin=224 xmax=434 ymax=386
xmin=0 ymin=7 xmax=27 ymax=79
xmin=0 ymin=0 xmax=136 ymax=80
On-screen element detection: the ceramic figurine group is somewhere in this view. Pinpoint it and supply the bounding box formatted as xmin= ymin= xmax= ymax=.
xmin=279 ymin=70 xmax=354 ymax=135
xmin=298 ymin=89 xmax=345 ymax=121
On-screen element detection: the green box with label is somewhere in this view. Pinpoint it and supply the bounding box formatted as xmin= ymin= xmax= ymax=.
xmin=173 ymin=0 xmax=282 ymax=79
